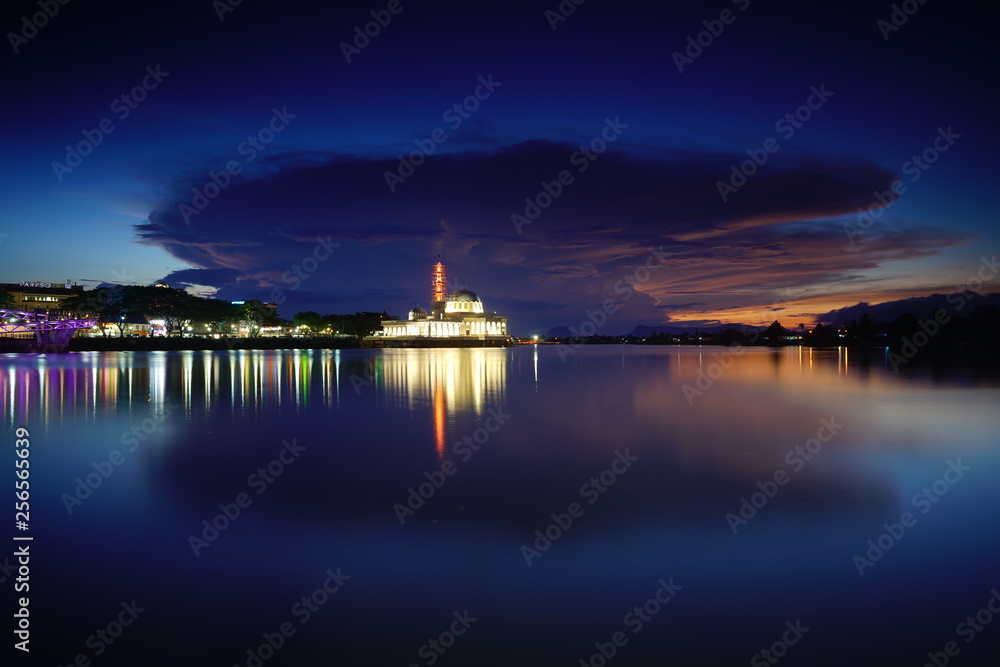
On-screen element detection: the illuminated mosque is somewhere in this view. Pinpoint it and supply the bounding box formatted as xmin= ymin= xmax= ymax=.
xmin=369 ymin=257 xmax=509 ymax=346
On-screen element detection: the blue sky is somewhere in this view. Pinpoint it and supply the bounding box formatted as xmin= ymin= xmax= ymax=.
xmin=2 ymin=0 xmax=996 ymax=333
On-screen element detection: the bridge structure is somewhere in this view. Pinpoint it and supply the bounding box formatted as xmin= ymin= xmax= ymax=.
xmin=0 ymin=308 xmax=97 ymax=352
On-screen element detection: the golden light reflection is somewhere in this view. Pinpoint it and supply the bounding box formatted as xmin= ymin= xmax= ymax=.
xmin=433 ymin=384 xmax=446 ymax=457
xmin=626 ymin=345 xmax=985 ymax=479
xmin=376 ymin=348 xmax=507 ymax=416
xmin=366 ymin=348 xmax=508 ymax=454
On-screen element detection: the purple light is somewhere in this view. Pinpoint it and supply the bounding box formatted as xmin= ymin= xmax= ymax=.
xmin=0 ymin=308 xmax=97 ymax=348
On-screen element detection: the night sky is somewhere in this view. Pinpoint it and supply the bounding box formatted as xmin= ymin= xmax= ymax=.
xmin=2 ymin=0 xmax=995 ymax=334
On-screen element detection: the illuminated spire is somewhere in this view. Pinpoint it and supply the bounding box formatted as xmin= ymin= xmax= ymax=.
xmin=432 ymin=255 xmax=446 ymax=303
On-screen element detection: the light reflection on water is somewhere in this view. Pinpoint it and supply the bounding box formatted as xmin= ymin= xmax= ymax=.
xmin=2 ymin=347 xmax=508 ymax=435
xmin=2 ymin=346 xmax=998 ymax=666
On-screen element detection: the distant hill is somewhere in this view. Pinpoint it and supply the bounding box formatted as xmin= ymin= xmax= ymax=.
xmin=544 ymin=324 xmax=691 ymax=338
xmin=544 ymin=323 xmax=762 ymax=338
xmin=818 ymin=292 xmax=1000 ymax=328
xmin=542 ymin=292 xmax=1000 ymax=338
xmin=627 ymin=324 xmax=763 ymax=337
xmin=629 ymin=325 xmax=692 ymax=337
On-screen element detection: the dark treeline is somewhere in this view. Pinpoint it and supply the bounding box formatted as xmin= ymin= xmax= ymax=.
xmin=542 ymin=306 xmax=1000 ymax=365
xmin=290 ymin=311 xmax=389 ymax=338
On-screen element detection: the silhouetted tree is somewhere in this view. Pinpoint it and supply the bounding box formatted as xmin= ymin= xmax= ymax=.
xmin=886 ymin=313 xmax=919 ymax=349
xmin=339 ymin=311 xmax=390 ymax=338
xmin=63 ymin=286 xmax=135 ymax=337
xmin=237 ymin=299 xmax=279 ymax=338
xmin=293 ymin=311 xmax=325 ymax=333
xmin=763 ymin=320 xmax=787 ymax=344
xmin=969 ymin=304 xmax=1000 ymax=349
xmin=189 ymin=298 xmax=239 ymax=333
xmin=848 ymin=313 xmax=876 ymax=346
xmin=808 ymin=323 xmax=839 ymax=346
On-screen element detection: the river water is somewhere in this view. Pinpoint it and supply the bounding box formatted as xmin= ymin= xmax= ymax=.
xmin=3 ymin=346 xmax=999 ymax=666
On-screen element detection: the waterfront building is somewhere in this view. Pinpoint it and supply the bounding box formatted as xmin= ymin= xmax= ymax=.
xmin=0 ymin=280 xmax=84 ymax=316
xmin=368 ymin=257 xmax=509 ymax=346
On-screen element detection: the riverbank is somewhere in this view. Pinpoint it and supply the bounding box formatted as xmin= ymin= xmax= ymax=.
xmin=69 ymin=337 xmax=360 ymax=352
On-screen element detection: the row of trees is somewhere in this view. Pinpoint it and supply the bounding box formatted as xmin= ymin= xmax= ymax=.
xmin=61 ymin=286 xmax=280 ymax=337
xmin=848 ymin=307 xmax=1000 ymax=351
xmin=291 ymin=311 xmax=390 ymax=338
xmin=752 ymin=307 xmax=999 ymax=350
xmin=49 ymin=285 xmax=393 ymax=339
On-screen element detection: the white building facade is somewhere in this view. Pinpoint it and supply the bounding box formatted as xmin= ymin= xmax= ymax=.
xmin=378 ymin=289 xmax=508 ymax=342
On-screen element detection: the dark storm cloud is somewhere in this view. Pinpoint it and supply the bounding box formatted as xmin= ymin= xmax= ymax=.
xmin=137 ymin=139 xmax=903 ymax=255
xmin=134 ymin=140 xmax=960 ymax=329
xmin=159 ymin=267 xmax=244 ymax=288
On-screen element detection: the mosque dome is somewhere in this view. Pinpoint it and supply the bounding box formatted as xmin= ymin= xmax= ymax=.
xmin=449 ymin=289 xmax=481 ymax=302
xmin=408 ymin=306 xmax=427 ymax=321
xmin=445 ymin=289 xmax=484 ymax=314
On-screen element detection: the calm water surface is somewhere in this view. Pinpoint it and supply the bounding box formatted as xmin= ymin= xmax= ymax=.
xmin=3 ymin=346 xmax=999 ymax=666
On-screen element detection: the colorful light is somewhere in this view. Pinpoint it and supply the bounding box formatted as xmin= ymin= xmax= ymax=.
xmin=0 ymin=308 xmax=97 ymax=346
